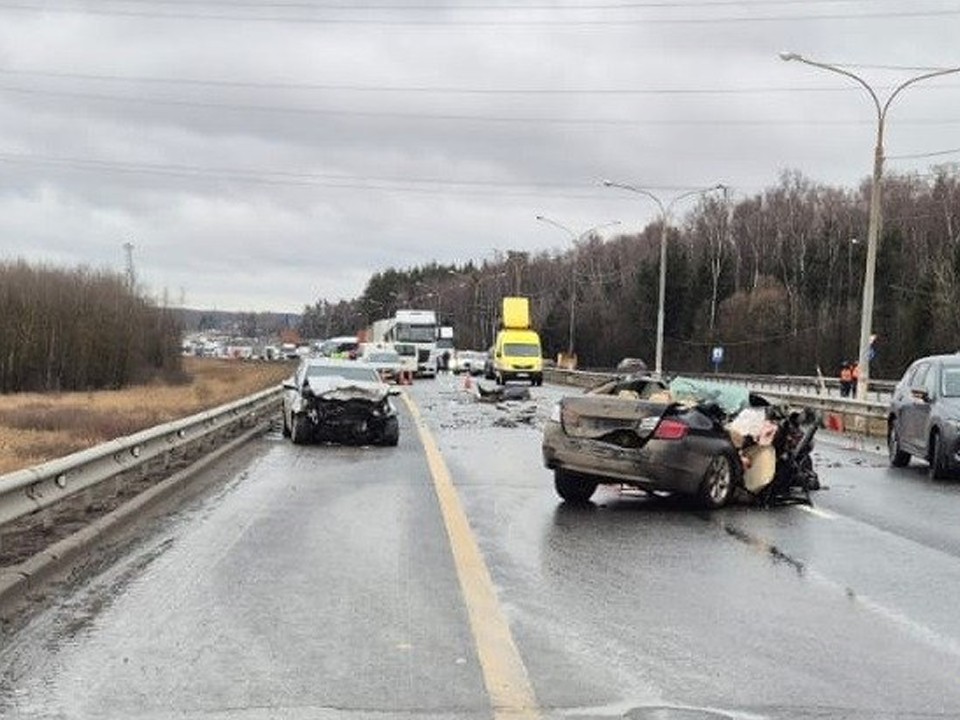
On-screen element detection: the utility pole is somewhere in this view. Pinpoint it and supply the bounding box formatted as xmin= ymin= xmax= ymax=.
xmin=122 ymin=242 xmax=135 ymax=290
xmin=779 ymin=52 xmax=960 ymax=399
xmin=602 ymin=181 xmax=725 ymax=376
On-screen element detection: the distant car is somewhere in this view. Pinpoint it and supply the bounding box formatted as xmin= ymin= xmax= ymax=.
xmin=453 ymin=350 xmax=487 ymax=375
xmin=318 ymin=336 xmax=360 ymax=359
xmin=887 ymin=354 xmax=960 ymax=478
xmin=281 ymin=359 xmax=400 ymax=446
xmin=616 ymin=357 xmax=648 ymax=375
xmin=360 ymin=347 xmax=403 ymax=383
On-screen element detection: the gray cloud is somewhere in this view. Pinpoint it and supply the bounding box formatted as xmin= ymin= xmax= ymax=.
xmin=0 ymin=3 xmax=957 ymax=312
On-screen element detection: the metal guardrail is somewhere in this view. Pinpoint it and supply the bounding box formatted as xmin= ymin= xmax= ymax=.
xmin=682 ymin=371 xmax=895 ymax=403
xmin=544 ymin=368 xmax=889 ymax=436
xmin=0 ymin=387 xmax=282 ymax=530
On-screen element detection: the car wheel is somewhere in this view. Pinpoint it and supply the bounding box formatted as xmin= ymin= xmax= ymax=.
xmin=281 ymin=410 xmax=291 ymax=438
xmin=380 ymin=416 xmax=400 ymax=447
xmin=291 ymin=414 xmax=311 ymax=445
xmin=888 ymin=421 xmax=910 ymax=467
xmin=928 ymin=431 xmax=950 ymax=480
xmin=554 ymin=469 xmax=598 ymax=504
xmin=697 ymin=454 xmax=735 ymax=509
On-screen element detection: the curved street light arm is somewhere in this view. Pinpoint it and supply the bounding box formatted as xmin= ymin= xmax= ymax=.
xmin=883 ymin=65 xmax=960 ymax=118
xmin=535 ymin=214 xmax=577 ymax=240
xmin=665 ymin=183 xmax=727 ymax=216
xmin=781 ymin=53 xmax=882 ymax=120
xmin=601 ymin=180 xmax=666 ymax=216
xmin=578 ymin=219 xmax=622 ymax=241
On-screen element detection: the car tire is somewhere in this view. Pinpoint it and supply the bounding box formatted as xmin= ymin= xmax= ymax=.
xmin=291 ymin=414 xmax=311 ymax=445
xmin=697 ymin=453 xmax=736 ymax=509
xmin=380 ymin=417 xmax=400 ymax=447
xmin=888 ymin=421 xmax=910 ymax=467
xmin=928 ymin=430 xmax=950 ymax=480
xmin=554 ymin=469 xmax=598 ymax=504
xmin=281 ymin=410 xmax=291 ymax=438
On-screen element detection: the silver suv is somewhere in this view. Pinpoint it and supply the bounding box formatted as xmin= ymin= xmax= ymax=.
xmin=888 ymin=354 xmax=960 ymax=479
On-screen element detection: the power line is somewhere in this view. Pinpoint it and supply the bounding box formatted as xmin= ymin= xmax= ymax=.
xmin=0 ymin=0 xmax=925 ymax=9
xmin=0 ymin=150 xmax=717 ymax=198
xmin=0 ymin=3 xmax=956 ymax=25
xmin=2 ymin=83 xmax=960 ymax=127
xmin=889 ymin=146 xmax=960 ymax=160
xmin=3 ymin=67 xmax=957 ymax=97
xmin=833 ymin=62 xmax=958 ymax=72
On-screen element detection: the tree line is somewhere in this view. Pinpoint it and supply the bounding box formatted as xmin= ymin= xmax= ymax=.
xmin=0 ymin=261 xmax=183 ymax=393
xmin=301 ymin=167 xmax=959 ymax=380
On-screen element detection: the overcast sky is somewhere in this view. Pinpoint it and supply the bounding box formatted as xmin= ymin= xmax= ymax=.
xmin=0 ymin=1 xmax=957 ymax=313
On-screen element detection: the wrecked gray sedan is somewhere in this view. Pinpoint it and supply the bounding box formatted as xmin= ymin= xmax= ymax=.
xmin=542 ymin=376 xmax=818 ymax=508
xmin=282 ymin=359 xmax=400 ymax=446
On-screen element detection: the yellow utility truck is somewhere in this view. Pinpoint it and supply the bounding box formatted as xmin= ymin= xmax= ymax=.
xmin=493 ymin=296 xmax=543 ymax=386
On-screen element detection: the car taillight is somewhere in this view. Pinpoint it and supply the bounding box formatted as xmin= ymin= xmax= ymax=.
xmin=653 ymin=418 xmax=688 ymax=440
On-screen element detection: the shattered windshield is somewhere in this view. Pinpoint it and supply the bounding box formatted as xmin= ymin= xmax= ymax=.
xmin=668 ymin=376 xmax=752 ymax=416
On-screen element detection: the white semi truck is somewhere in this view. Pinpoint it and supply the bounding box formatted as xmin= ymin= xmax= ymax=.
xmin=369 ymin=309 xmax=438 ymax=377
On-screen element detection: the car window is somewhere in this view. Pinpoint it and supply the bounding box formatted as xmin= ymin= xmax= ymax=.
xmin=911 ymin=362 xmax=929 ymax=390
xmin=900 ymin=364 xmax=918 ymax=387
xmin=925 ymin=364 xmax=940 ymax=397
xmin=504 ymin=343 xmax=541 ymax=357
xmin=306 ymin=365 xmax=380 ymax=383
xmin=942 ymin=365 xmax=960 ymax=397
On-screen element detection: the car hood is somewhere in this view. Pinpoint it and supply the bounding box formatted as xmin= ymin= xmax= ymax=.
xmin=306 ymin=377 xmax=389 ymax=402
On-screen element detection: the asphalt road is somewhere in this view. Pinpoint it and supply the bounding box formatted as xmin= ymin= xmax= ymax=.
xmin=2 ymin=375 xmax=960 ymax=719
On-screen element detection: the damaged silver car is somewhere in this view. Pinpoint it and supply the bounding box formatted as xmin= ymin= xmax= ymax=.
xmin=542 ymin=375 xmax=819 ymax=508
xmin=282 ymin=359 xmax=400 ymax=446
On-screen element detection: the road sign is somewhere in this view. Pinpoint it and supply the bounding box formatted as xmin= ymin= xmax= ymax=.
xmin=711 ymin=346 xmax=724 ymax=368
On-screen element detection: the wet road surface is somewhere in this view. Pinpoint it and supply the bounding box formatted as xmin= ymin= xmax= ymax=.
xmin=2 ymin=375 xmax=960 ymax=719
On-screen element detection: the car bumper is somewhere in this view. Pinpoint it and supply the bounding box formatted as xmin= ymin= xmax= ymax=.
xmin=541 ymin=420 xmax=714 ymax=495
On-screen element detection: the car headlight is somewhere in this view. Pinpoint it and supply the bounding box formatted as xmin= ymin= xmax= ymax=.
xmin=549 ymin=402 xmax=562 ymax=423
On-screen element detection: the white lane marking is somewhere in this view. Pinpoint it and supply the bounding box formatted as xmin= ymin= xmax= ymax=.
xmin=795 ymin=504 xmax=837 ymax=520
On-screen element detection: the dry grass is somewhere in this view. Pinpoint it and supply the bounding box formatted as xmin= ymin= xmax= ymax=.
xmin=0 ymin=357 xmax=293 ymax=475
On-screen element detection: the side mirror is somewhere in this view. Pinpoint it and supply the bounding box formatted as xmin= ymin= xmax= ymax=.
xmin=911 ymin=388 xmax=931 ymax=402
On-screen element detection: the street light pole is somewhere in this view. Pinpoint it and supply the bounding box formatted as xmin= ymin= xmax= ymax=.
xmin=779 ymin=52 xmax=960 ymax=399
xmin=602 ymin=181 xmax=725 ymax=376
xmin=535 ymin=215 xmax=621 ymax=357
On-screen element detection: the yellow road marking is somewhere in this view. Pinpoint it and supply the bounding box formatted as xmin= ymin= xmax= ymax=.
xmin=402 ymin=393 xmax=541 ymax=720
